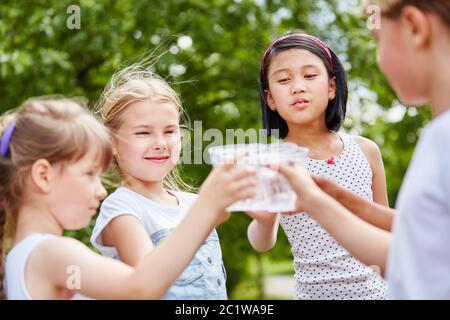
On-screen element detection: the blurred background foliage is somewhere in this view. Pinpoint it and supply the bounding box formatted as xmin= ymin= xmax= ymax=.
xmin=0 ymin=0 xmax=431 ymax=299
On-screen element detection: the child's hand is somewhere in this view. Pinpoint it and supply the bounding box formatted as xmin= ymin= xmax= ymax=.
xmin=198 ymin=163 xmax=257 ymax=223
xmin=245 ymin=211 xmax=279 ymax=225
xmin=267 ymin=162 xmax=322 ymax=213
xmin=312 ymin=175 xmax=343 ymax=200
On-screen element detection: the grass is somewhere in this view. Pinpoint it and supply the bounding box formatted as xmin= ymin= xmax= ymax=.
xmin=230 ymin=256 xmax=294 ymax=300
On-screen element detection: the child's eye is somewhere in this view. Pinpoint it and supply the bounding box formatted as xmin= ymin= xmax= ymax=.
xmin=277 ymin=78 xmax=289 ymax=84
xmin=305 ymin=74 xmax=318 ymax=79
xmin=135 ymin=131 xmax=150 ymax=135
xmin=86 ymin=167 xmax=102 ymax=178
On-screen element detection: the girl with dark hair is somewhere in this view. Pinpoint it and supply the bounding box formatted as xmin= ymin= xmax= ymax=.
xmin=246 ymin=31 xmax=389 ymax=300
xmin=270 ymin=0 xmax=450 ymax=299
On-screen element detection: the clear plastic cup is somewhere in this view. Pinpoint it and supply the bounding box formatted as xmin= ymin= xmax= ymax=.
xmin=207 ymin=143 xmax=309 ymax=212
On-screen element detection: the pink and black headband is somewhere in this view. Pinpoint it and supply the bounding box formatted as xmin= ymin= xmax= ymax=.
xmin=261 ymin=33 xmax=334 ymax=78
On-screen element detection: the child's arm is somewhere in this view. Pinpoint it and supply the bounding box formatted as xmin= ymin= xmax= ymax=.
xmin=274 ymin=163 xmax=391 ymax=276
xmin=313 ymin=175 xmax=395 ymax=232
xmin=354 ymin=136 xmax=389 ymax=206
xmin=246 ymin=211 xmax=280 ymax=252
xmin=101 ymin=215 xmax=153 ymax=266
xmin=36 ymin=197 xmax=223 ymax=299
xmin=350 ymin=137 xmax=393 ymax=230
xmin=31 ymin=164 xmax=257 ymax=299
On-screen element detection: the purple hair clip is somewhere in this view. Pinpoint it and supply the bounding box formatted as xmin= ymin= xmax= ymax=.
xmin=0 ymin=122 xmax=16 ymax=157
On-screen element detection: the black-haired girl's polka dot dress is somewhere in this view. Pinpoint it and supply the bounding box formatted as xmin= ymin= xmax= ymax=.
xmin=280 ymin=132 xmax=388 ymax=300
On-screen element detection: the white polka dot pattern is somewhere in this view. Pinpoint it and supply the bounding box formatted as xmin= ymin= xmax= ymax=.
xmin=280 ymin=132 xmax=388 ymax=300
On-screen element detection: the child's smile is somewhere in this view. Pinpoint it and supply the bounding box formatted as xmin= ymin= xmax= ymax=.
xmin=144 ymin=155 xmax=171 ymax=164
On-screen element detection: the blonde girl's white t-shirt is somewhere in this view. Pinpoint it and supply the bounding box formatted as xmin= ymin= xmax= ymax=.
xmin=90 ymin=187 xmax=229 ymax=300
xmin=90 ymin=187 xmax=198 ymax=258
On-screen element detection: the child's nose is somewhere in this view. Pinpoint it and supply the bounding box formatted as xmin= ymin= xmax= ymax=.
xmin=152 ymin=136 xmax=168 ymax=150
xmin=96 ymin=183 xmax=107 ymax=200
xmin=291 ymin=80 xmax=306 ymax=94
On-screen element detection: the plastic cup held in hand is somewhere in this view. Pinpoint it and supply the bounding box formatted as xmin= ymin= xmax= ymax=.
xmin=207 ymin=143 xmax=309 ymax=212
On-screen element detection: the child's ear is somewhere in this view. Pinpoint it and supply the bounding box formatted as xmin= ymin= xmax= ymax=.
xmin=328 ymin=77 xmax=336 ymax=101
xmin=30 ymin=159 xmax=54 ymax=193
xmin=265 ymin=90 xmax=277 ymax=111
xmin=401 ymin=5 xmax=431 ymax=49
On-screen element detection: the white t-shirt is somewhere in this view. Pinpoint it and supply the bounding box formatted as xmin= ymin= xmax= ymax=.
xmin=387 ymin=109 xmax=450 ymax=299
xmin=91 ymin=187 xmax=198 ymax=258
xmin=5 ymin=233 xmax=91 ymax=300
